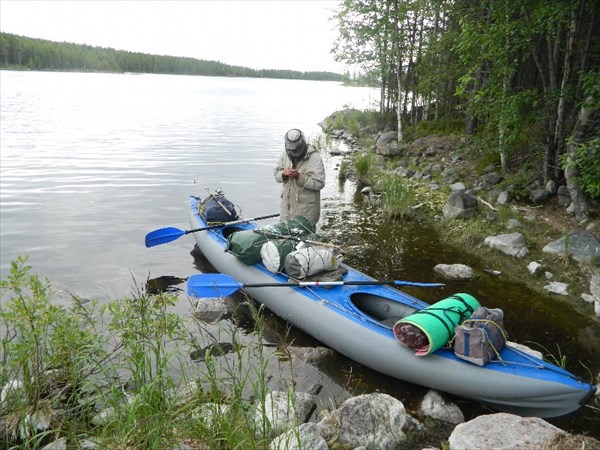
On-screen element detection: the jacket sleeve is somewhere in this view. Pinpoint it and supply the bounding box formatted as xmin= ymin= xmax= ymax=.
xmin=274 ymin=151 xmax=286 ymax=184
xmin=297 ymin=152 xmax=325 ymax=191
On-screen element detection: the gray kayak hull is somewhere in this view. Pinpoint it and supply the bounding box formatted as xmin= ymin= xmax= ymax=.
xmin=188 ymin=197 xmax=595 ymax=418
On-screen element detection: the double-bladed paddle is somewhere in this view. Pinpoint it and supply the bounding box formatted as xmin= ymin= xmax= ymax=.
xmin=145 ymin=213 xmax=279 ymax=248
xmin=187 ymin=273 xmax=444 ymax=297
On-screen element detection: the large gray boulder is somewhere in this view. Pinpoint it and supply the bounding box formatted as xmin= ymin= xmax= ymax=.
xmin=542 ymin=229 xmax=600 ymax=266
xmin=256 ymin=391 xmax=316 ymax=438
xmin=443 ymin=191 xmax=478 ymax=219
xmin=375 ymin=131 xmax=403 ymax=156
xmin=317 ymin=393 xmax=406 ymax=450
xmin=448 ymin=413 xmax=565 ymax=450
xmin=484 ymin=233 xmax=529 ymax=258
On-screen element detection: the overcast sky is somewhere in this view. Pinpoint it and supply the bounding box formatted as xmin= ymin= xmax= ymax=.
xmin=0 ymin=0 xmax=345 ymax=73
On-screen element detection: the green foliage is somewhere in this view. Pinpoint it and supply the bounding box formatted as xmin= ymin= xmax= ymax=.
xmin=403 ymin=119 xmax=464 ymax=142
xmin=1 ymin=256 xmax=101 ymax=397
xmin=0 ymin=258 xmax=303 ymax=448
xmin=1 ymin=256 xmax=107 ymax=444
xmin=338 ymin=159 xmax=350 ymax=182
xmin=354 ymin=151 xmax=376 ymax=184
xmin=379 ymin=175 xmax=416 ymax=219
xmin=561 ymin=137 xmax=600 ymax=199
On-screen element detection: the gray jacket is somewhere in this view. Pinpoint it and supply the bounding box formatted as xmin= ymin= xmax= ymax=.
xmin=273 ymin=145 xmax=325 ymax=227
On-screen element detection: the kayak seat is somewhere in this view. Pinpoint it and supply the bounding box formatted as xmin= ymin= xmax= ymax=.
xmin=222 ymin=226 xmax=246 ymax=239
xmin=350 ymin=293 xmax=417 ymax=326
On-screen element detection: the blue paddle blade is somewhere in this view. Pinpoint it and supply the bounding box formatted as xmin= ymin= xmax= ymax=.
xmin=187 ymin=273 xmax=243 ymax=298
xmin=145 ymin=227 xmax=186 ymax=247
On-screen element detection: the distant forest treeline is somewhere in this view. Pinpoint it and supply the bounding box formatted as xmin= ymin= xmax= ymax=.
xmin=0 ymin=32 xmax=343 ymax=81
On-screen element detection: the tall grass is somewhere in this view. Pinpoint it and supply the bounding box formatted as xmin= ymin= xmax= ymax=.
xmin=380 ymin=175 xmax=416 ymax=219
xmin=354 ymin=151 xmax=376 ymax=185
xmin=0 ymin=258 xmax=300 ymax=449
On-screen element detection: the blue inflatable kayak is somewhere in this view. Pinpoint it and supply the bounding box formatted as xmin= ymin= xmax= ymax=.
xmin=186 ymin=195 xmax=596 ymax=418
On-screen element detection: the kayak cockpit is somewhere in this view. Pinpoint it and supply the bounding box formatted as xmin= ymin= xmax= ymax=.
xmin=350 ymin=292 xmax=418 ymax=328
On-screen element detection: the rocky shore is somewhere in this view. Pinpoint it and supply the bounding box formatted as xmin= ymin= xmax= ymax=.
xmin=321 ymin=109 xmax=600 ymax=319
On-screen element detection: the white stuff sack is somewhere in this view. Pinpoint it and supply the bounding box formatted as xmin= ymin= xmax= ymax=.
xmin=284 ymin=247 xmax=341 ymax=279
xmin=260 ymin=240 xmax=296 ymax=273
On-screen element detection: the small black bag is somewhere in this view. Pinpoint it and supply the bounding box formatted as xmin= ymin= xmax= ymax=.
xmin=199 ymin=195 xmax=238 ymax=223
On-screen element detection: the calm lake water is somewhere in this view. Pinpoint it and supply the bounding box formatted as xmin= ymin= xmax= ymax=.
xmin=1 ymin=70 xmax=598 ymax=437
xmin=0 ymin=70 xmax=377 ymax=301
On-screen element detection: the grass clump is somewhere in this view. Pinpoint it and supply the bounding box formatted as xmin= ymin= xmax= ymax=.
xmin=379 ymin=175 xmax=416 ymax=219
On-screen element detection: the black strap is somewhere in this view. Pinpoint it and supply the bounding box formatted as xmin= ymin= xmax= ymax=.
xmin=409 ymin=295 xmax=476 ymax=338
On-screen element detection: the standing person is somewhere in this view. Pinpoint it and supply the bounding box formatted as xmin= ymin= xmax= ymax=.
xmin=274 ymin=128 xmax=325 ymax=228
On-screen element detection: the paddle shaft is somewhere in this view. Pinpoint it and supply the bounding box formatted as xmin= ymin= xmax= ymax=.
xmin=186 ymin=213 xmax=280 ymax=235
xmin=186 ymin=273 xmax=444 ymax=297
xmin=239 ymin=280 xmax=436 ymax=288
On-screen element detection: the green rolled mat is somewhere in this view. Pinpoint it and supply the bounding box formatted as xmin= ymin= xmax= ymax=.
xmin=393 ymin=293 xmax=480 ymax=356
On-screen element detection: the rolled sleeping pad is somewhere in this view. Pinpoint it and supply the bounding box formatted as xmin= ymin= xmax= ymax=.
xmin=393 ymin=293 xmax=480 ymax=356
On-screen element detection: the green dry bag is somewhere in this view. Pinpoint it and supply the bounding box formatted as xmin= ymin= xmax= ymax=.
xmin=393 ymin=293 xmax=480 ymax=356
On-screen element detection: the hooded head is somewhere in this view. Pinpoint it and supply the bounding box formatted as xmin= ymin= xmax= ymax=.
xmin=284 ymin=128 xmax=308 ymax=161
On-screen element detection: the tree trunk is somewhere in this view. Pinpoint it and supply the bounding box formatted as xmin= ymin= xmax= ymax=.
xmin=553 ymin=2 xmax=580 ymax=179
xmin=564 ymin=99 xmax=598 ymax=222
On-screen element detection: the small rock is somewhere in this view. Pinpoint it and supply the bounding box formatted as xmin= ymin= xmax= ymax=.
xmin=418 ymin=390 xmax=465 ymax=425
xmin=361 ymin=186 xmax=373 ymax=196
xmin=270 ymin=423 xmax=327 ymax=450
xmin=527 ymin=261 xmax=542 ymax=275
xmin=544 ymin=282 xmax=569 ymax=296
xmin=530 ymin=189 xmax=551 ymax=205
xmin=496 ymin=191 xmax=511 ymax=205
xmin=483 ymin=269 xmax=502 ymax=276
xmin=288 ymin=346 xmax=336 ymax=364
xmin=482 ymin=172 xmax=502 ymax=185
xmin=557 ymin=185 xmax=571 ymax=207
xmin=484 ymin=233 xmax=529 ymax=258
xmin=450 ymin=182 xmax=466 ymax=192
xmin=193 ymin=297 xmax=236 ymax=323
xmin=581 ymin=293 xmax=595 ymax=304
xmin=434 ymin=264 xmax=475 ymax=281
xmin=506 ymin=219 xmax=522 ymax=229
xmin=255 ymin=391 xmax=315 ymax=438
xmin=443 ymin=191 xmax=478 ymax=219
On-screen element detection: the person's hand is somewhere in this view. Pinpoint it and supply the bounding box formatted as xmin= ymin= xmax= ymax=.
xmin=283 ymin=168 xmax=299 ymax=178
